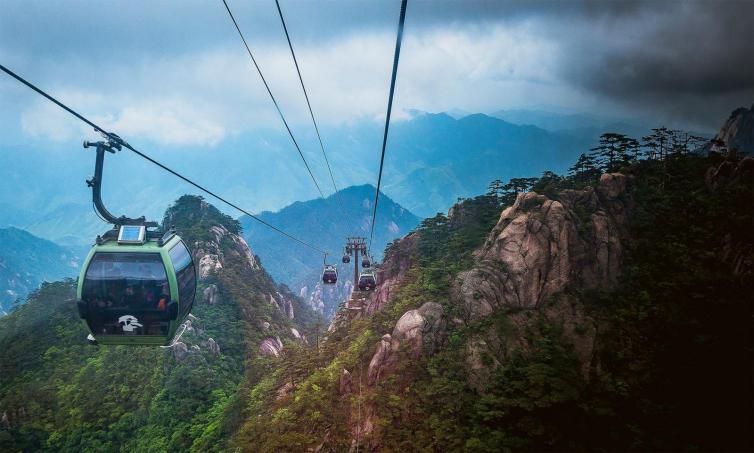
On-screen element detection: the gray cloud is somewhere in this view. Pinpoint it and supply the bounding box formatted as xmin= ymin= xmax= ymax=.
xmin=1 ymin=0 xmax=751 ymax=142
xmin=553 ymin=0 xmax=754 ymax=128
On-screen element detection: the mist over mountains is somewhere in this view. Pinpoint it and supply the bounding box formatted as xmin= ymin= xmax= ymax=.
xmin=0 ymin=227 xmax=79 ymax=313
xmin=0 ymin=108 xmax=648 ymax=248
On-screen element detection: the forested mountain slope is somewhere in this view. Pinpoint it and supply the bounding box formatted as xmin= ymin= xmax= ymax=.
xmin=1 ymin=107 xmax=751 ymax=452
xmin=0 ymin=227 xmax=79 ymax=314
xmin=0 ymin=195 xmax=315 ymax=452
xmin=233 ymin=109 xmax=752 ymax=451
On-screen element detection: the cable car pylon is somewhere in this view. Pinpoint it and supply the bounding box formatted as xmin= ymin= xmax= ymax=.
xmin=343 ymin=237 xmax=376 ymax=292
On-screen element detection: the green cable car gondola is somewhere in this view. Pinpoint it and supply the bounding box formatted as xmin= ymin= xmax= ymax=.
xmin=75 ymin=135 xmax=196 ymax=346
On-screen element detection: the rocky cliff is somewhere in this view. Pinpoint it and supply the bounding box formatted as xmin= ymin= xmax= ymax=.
xmin=193 ymin=224 xmax=259 ymax=279
xmin=366 ymin=232 xmax=417 ymax=315
xmin=300 ymin=277 xmax=353 ymax=319
xmin=459 ymin=172 xmax=630 ymax=318
xmin=217 ymin=106 xmax=754 ymax=451
xmin=362 ymin=172 xmax=631 ymax=395
xmin=166 ymin=196 xmax=310 ymax=360
xmin=706 ymin=104 xmax=754 ymax=155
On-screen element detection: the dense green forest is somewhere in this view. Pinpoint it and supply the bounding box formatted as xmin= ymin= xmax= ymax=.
xmin=233 ymin=129 xmax=753 ymax=451
xmin=0 ymin=122 xmax=751 ymax=451
xmin=0 ymin=196 xmax=314 ymax=452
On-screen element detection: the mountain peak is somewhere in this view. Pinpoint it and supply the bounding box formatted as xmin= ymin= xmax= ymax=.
xmin=163 ymin=195 xmax=241 ymax=237
xmin=239 ymin=184 xmax=420 ymax=316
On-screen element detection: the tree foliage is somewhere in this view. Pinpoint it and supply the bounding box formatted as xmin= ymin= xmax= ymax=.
xmin=1 ymin=129 xmax=751 ymax=452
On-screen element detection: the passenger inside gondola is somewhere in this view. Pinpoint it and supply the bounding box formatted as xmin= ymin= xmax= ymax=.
xmin=322 ymin=265 xmax=338 ymax=284
xmin=358 ymin=272 xmax=377 ymax=291
xmin=81 ymin=252 xmax=171 ymax=335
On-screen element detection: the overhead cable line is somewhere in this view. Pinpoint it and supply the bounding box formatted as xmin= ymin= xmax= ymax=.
xmin=274 ymin=0 xmax=361 ymax=237
xmin=0 ymin=63 xmax=327 ymax=255
xmin=274 ymin=0 xmax=339 ymax=198
xmin=221 ymin=0 xmax=324 ymax=198
xmin=369 ymin=0 xmax=408 ymax=252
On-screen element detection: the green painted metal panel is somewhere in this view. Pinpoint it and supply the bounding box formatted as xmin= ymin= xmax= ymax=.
xmin=76 ymin=234 xmax=189 ymax=346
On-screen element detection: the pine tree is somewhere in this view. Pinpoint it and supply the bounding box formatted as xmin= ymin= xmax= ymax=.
xmin=568 ymin=153 xmax=598 ymax=181
xmin=642 ymin=127 xmax=672 ymax=160
xmin=618 ymin=136 xmax=640 ymax=164
xmin=641 ymin=133 xmax=660 ymax=160
xmin=590 ymin=133 xmax=627 ymax=171
xmin=503 ymin=177 xmax=538 ymax=194
xmin=486 ymin=179 xmax=505 ymax=199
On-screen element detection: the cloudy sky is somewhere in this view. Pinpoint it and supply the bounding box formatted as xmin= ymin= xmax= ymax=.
xmin=1 ymin=0 xmax=752 ymax=148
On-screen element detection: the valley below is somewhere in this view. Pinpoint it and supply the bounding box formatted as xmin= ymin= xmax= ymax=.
xmin=0 ymin=106 xmax=751 ymax=451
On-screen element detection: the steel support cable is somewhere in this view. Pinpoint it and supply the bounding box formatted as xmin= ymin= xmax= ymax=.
xmin=221 ymin=0 xmax=324 ymax=198
xmin=0 ymin=63 xmax=327 ymax=255
xmin=369 ymin=0 xmax=408 ymax=253
xmin=274 ymin=0 xmax=338 ymax=197
xmin=274 ymin=0 xmax=360 ymax=238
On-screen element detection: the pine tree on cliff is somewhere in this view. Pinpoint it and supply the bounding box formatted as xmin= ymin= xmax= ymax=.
xmin=641 ymin=127 xmax=673 ymax=160
xmin=569 ymin=153 xmax=599 ymax=181
xmin=487 ymin=179 xmax=505 ymax=202
xmin=669 ymin=130 xmax=708 ymax=156
xmin=589 ymin=133 xmax=642 ymax=170
xmin=417 ymin=214 xmax=451 ymax=261
xmin=620 ymin=136 xmax=640 ymax=164
xmin=503 ymin=177 xmax=538 ymax=194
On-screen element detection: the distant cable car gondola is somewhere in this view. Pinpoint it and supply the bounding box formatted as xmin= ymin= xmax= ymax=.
xmin=75 ymin=136 xmax=196 ymax=346
xmin=322 ymin=253 xmax=338 ymax=285
xmin=358 ymin=271 xmax=377 ymax=291
xmin=342 ymin=247 xmax=351 ymax=264
xmin=362 ymin=257 xmax=371 ymax=268
xmin=322 ymin=265 xmax=338 ymax=284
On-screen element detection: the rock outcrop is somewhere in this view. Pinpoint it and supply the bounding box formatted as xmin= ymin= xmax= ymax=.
xmin=166 ymin=315 xmax=220 ymax=361
xmin=339 ymin=369 xmax=354 ymax=395
xmin=365 ymin=233 xmax=417 ymax=315
xmin=705 ymin=156 xmax=754 ymax=277
xmin=259 ymin=336 xmax=284 ymax=357
xmin=269 ymin=292 xmax=295 ymax=319
xmin=276 ymin=381 xmax=294 ymax=400
xmin=193 ymin=224 xmax=259 ymax=279
xmin=367 ymin=334 xmax=393 ymax=385
xmin=367 ymin=302 xmax=445 ymax=385
xmin=391 ymin=302 xmax=445 ymax=358
xmin=459 ymin=173 xmax=631 ymax=320
xmin=206 ymin=337 xmax=220 ymax=355
xmin=290 ymin=327 xmax=307 ymax=345
xmin=706 ymin=104 xmax=754 ymax=155
xmin=173 ymin=342 xmax=189 ymax=361
xmin=706 ymin=154 xmax=754 ymax=191
xmin=203 ymin=284 xmax=218 ymax=305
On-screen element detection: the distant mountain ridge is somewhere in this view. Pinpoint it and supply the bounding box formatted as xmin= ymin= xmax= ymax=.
xmin=381 ymin=112 xmax=593 ymax=215
xmin=0 ymin=108 xmax=629 ymax=244
xmin=240 ymin=184 xmax=420 ymax=317
xmin=0 ymin=227 xmax=80 ymax=314
xmin=489 ymin=108 xmax=630 ymax=131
